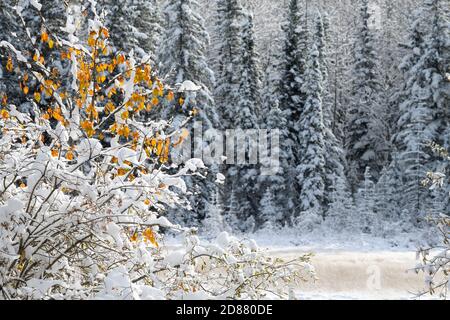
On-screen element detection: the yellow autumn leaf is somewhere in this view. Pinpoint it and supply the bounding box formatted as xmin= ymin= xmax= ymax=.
xmin=117 ymin=168 xmax=128 ymax=176
xmin=66 ymin=150 xmax=74 ymax=160
xmin=121 ymin=110 xmax=129 ymax=120
xmin=1 ymin=109 xmax=10 ymax=119
xmin=130 ymin=232 xmax=138 ymax=242
xmin=155 ymin=139 xmax=163 ymax=156
xmin=151 ymin=96 xmax=159 ymax=106
xmin=6 ymin=56 xmax=13 ymax=72
xmin=143 ymin=228 xmax=158 ymax=247
xmin=167 ymin=91 xmax=174 ymax=102
xmin=34 ymin=92 xmax=41 ymax=102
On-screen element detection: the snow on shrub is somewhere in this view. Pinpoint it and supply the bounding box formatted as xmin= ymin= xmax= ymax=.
xmin=414 ymin=144 xmax=449 ymax=299
xmin=0 ymin=2 xmax=313 ymax=300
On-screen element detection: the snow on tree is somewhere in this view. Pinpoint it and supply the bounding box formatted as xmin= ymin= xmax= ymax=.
xmin=103 ymin=0 xmax=162 ymax=59
xmin=279 ymin=0 xmax=308 ymax=155
xmin=159 ymin=0 xmax=218 ymax=127
xmin=394 ymin=0 xmax=449 ymax=223
xmin=213 ymin=1 xmax=261 ymax=227
xmin=214 ymin=0 xmax=247 ymax=128
xmin=414 ymin=149 xmax=449 ymax=299
xmin=345 ymin=0 xmax=388 ymax=190
xmin=202 ymin=185 xmax=229 ymax=237
xmin=239 ymin=12 xmax=263 ymax=123
xmin=314 ymin=11 xmax=349 ymax=215
xmin=157 ymin=0 xmax=224 ymax=227
xmin=355 ymin=167 xmax=378 ymax=234
xmin=0 ymin=0 xmax=23 ymax=107
xmin=324 ymin=175 xmax=356 ymax=233
xmin=258 ymin=103 xmax=289 ymax=228
xmin=374 ymin=152 xmax=404 ymax=224
xmin=277 ymin=0 xmax=308 ymax=217
xmin=296 ymin=43 xmax=326 ymax=219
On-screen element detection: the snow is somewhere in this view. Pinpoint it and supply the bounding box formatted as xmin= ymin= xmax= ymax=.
xmin=0 ymin=41 xmax=29 ymax=64
xmin=164 ymin=250 xmax=185 ymax=267
xmin=30 ymin=0 xmax=42 ymax=11
xmin=285 ymin=250 xmax=430 ymax=300
xmin=178 ymin=80 xmax=202 ymax=92
xmin=215 ymin=172 xmax=226 ymax=184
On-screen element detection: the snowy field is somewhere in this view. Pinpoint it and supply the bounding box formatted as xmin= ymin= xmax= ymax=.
xmin=269 ymin=248 xmax=425 ymax=300
xmin=251 ymin=231 xmax=433 ymax=300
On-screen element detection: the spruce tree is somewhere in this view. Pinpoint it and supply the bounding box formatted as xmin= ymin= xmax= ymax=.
xmin=278 ymin=0 xmax=308 ymax=216
xmin=158 ymin=0 xmax=222 ymax=226
xmin=214 ymin=0 xmax=247 ymax=128
xmin=296 ymin=43 xmax=326 ymax=217
xmin=345 ymin=0 xmax=387 ymax=190
xmin=214 ymin=1 xmax=261 ymax=227
xmin=314 ymin=12 xmax=349 ymax=215
xmin=159 ymin=0 xmax=219 ymax=128
xmin=104 ymin=0 xmax=161 ymax=59
xmin=394 ymin=0 xmax=449 ymax=223
xmin=258 ymin=103 xmax=290 ymax=227
xmin=356 ymin=167 xmax=377 ymax=234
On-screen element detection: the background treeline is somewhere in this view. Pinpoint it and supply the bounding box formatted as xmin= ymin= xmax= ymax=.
xmin=0 ymin=0 xmax=449 ymax=236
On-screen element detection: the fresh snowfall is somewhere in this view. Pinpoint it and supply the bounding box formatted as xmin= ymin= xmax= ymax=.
xmin=0 ymin=0 xmax=448 ymax=300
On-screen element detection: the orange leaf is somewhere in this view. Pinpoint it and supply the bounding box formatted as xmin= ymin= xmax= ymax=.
xmin=51 ymin=148 xmax=59 ymax=157
xmin=143 ymin=228 xmax=158 ymax=247
xmin=1 ymin=109 xmax=10 ymax=119
xmin=117 ymin=168 xmax=128 ymax=176
xmin=6 ymin=56 xmax=13 ymax=72
xmin=65 ymin=151 xmax=74 ymax=160
xmin=167 ymin=91 xmax=174 ymax=102
xmin=130 ymin=232 xmax=138 ymax=242
xmin=41 ymin=31 xmax=49 ymax=43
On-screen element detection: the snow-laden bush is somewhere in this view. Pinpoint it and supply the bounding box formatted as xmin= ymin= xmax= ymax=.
xmin=415 ymin=215 xmax=449 ymax=299
xmin=414 ymin=145 xmax=449 ymax=299
xmin=0 ymin=1 xmax=313 ymax=300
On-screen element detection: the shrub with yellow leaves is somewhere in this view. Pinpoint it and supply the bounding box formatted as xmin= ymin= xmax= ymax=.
xmin=0 ymin=3 xmax=312 ymax=301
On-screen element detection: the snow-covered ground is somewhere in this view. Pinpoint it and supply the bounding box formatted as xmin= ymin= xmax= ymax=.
xmin=250 ymin=230 xmax=431 ymax=300
xmin=268 ymin=248 xmax=425 ymax=300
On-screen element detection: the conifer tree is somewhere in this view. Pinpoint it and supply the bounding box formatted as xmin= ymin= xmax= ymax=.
xmin=104 ymin=0 xmax=161 ymax=59
xmin=314 ymin=12 xmax=349 ymax=214
xmin=214 ymin=1 xmax=261 ymax=226
xmin=297 ymin=43 xmax=326 ymax=217
xmin=158 ymin=0 xmax=221 ymax=226
xmin=345 ymin=0 xmax=387 ymax=190
xmin=278 ymin=0 xmax=308 ymax=215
